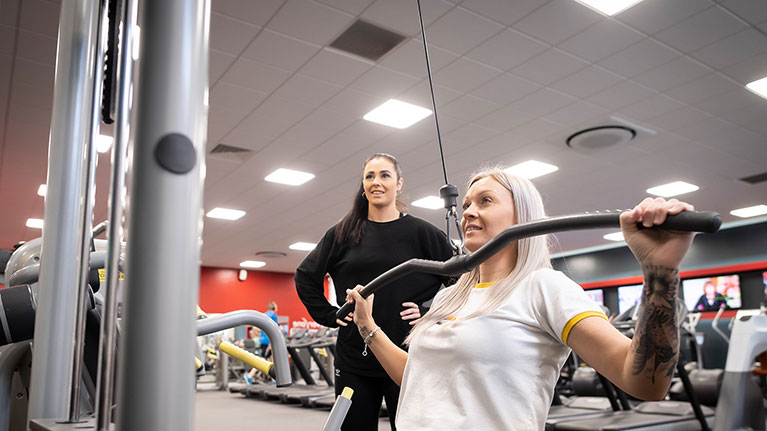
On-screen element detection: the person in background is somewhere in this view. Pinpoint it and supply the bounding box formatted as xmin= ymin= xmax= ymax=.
xmin=694 ymin=281 xmax=727 ymax=311
xmin=260 ymin=301 xmax=278 ymax=358
xmin=295 ymin=153 xmax=454 ymax=431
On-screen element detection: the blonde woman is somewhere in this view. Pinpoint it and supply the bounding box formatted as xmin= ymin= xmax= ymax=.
xmin=346 ymin=167 xmax=695 ymax=430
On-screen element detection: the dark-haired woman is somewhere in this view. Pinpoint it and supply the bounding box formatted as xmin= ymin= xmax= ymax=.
xmin=295 ymin=153 xmax=453 ymax=430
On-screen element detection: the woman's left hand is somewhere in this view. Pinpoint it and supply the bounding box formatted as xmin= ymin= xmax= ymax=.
xmin=346 ymin=285 xmax=376 ymax=329
xmin=620 ymin=197 xmax=695 ymax=268
xmin=400 ymin=302 xmax=421 ymax=326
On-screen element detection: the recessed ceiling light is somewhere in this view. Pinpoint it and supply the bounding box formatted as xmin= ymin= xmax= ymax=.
xmin=96 ymin=134 xmax=114 ymax=153
xmin=363 ymin=99 xmax=432 ymax=129
xmin=206 ymin=208 xmax=246 ymax=220
xmin=603 ymin=231 xmax=624 ymax=242
xmin=504 ymin=160 xmax=559 ymax=179
xmin=265 ymin=168 xmax=315 ymax=186
xmin=26 ymin=218 xmax=44 ymax=229
xmin=646 ymin=181 xmax=699 ymax=198
xmin=289 ymin=242 xmax=317 ymax=251
xmin=730 ymin=204 xmax=767 ymax=218
xmin=38 ymin=184 xmax=47 ymax=197
xmin=133 ymin=25 xmax=141 ymax=60
xmin=412 ymin=196 xmax=443 ymax=210
xmin=240 ymin=260 xmax=266 ymax=269
xmin=746 ymin=76 xmax=767 ymax=100
xmin=573 ymin=0 xmax=644 ymax=16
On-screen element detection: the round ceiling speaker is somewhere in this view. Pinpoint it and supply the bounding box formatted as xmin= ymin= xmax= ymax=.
xmin=254 ymin=251 xmax=287 ymax=258
xmin=566 ymin=125 xmax=636 ymax=152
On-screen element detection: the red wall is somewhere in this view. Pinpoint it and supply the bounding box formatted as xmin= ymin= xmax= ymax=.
xmin=198 ymin=267 xmax=321 ymax=329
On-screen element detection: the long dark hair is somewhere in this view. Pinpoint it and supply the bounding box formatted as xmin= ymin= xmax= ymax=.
xmin=335 ymin=153 xmax=407 ymax=246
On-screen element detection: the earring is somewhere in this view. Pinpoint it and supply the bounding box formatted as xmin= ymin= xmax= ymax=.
xmin=361 ymin=191 xmax=367 ymax=199
xmin=397 ymin=190 xmax=401 ymax=196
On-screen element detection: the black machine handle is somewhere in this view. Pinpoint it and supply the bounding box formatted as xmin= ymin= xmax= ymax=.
xmin=336 ymin=210 xmax=721 ymax=319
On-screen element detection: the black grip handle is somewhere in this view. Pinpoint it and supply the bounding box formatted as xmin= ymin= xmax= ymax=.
xmin=336 ymin=210 xmax=721 ymax=320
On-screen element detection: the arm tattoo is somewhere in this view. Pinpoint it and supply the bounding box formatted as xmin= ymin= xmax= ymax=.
xmin=359 ymin=325 xmax=371 ymax=340
xmin=631 ymin=264 xmax=680 ymax=383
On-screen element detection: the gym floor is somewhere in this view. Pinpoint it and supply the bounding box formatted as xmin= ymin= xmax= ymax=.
xmin=195 ymin=383 xmax=392 ymax=431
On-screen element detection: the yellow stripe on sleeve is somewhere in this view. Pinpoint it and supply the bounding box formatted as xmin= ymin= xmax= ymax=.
xmin=561 ymin=311 xmax=608 ymax=345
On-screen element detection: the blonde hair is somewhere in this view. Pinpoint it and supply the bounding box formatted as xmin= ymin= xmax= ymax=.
xmin=405 ymin=167 xmax=552 ymax=345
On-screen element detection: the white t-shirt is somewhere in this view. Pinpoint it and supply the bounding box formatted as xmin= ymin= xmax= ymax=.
xmin=395 ymin=268 xmax=607 ymax=431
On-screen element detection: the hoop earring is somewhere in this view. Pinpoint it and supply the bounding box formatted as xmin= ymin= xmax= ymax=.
xmin=361 ymin=191 xmax=367 ymax=199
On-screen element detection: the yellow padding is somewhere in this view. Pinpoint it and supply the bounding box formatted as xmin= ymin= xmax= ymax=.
xmin=219 ymin=341 xmax=273 ymax=376
xmin=194 ymin=357 xmax=203 ymax=370
xmin=341 ymin=387 xmax=354 ymax=400
xmin=561 ymin=311 xmax=608 ymax=345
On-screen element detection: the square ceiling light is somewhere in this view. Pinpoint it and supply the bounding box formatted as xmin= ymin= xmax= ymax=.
xmin=26 ymin=218 xmax=44 ymax=229
xmin=574 ymin=0 xmax=644 ymax=15
xmin=412 ymin=196 xmax=444 ymax=210
xmin=240 ymin=260 xmax=266 ymax=269
xmin=96 ymin=134 xmax=114 ymax=153
xmin=730 ymin=204 xmax=767 ymax=218
xmin=206 ymin=208 xmax=246 ymax=220
xmin=746 ymin=76 xmax=767 ymax=100
xmin=504 ymin=160 xmax=559 ymax=179
xmin=38 ymin=184 xmax=47 ymax=197
xmin=363 ymin=99 xmax=432 ymax=129
xmin=289 ymin=242 xmax=317 ymax=251
xmin=603 ymin=231 xmax=624 ymax=241
xmin=646 ymin=181 xmax=699 ymax=198
xmin=265 ymin=168 xmax=315 ymax=186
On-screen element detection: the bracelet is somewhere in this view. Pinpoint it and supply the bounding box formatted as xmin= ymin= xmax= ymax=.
xmin=362 ymin=326 xmax=381 ymax=357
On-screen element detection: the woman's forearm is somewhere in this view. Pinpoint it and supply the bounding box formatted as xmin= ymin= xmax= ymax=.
xmin=626 ymin=263 xmax=680 ymax=399
xmin=359 ymin=323 xmax=409 ymax=386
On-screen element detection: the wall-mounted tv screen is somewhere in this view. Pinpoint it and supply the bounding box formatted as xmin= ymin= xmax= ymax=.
xmin=682 ymin=275 xmax=741 ymax=312
xmin=584 ymin=289 xmax=604 ymax=305
xmin=618 ymin=284 xmax=643 ymax=315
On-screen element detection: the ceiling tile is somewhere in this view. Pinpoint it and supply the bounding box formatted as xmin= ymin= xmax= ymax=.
xmin=691 ymin=29 xmax=767 ymax=71
xmin=12 ymin=58 xmax=54 ymax=89
xmin=511 ymin=48 xmax=588 ymax=85
xmin=598 ymin=39 xmax=678 ymax=77
xmin=633 ymin=56 xmax=710 ymax=92
xmin=299 ymin=48 xmax=373 ymax=86
xmin=0 ymin=25 xmax=14 ymax=55
xmin=558 ymin=19 xmax=644 ymax=63
xmin=474 ymin=104 xmax=537 ymax=133
xmin=644 ymin=106 xmax=712 ymax=131
xmin=723 ymin=51 xmax=767 ymax=84
xmin=267 ymin=0 xmax=354 ymax=45
xmin=322 ymin=88 xmax=385 ymax=115
xmin=222 ymin=112 xmax=295 ymax=146
xmin=209 ymin=82 xmax=268 ymax=112
xmin=693 ymin=87 xmax=764 ymax=117
xmin=361 ymin=0 xmax=454 ymax=37
xmin=719 ymin=0 xmax=767 ymax=25
xmin=220 ymin=58 xmax=292 ymax=93
xmin=11 ymin=82 xmax=54 ymax=111
xmin=444 ymin=123 xmax=500 ymax=146
xmin=470 ymin=73 xmax=540 ymax=105
xmin=19 ymin=0 xmax=58 ymax=38
xmin=207 ymin=105 xmax=248 ymax=143
xmin=241 ymin=29 xmax=320 ymax=71
xmin=315 ymin=0 xmax=375 ymax=15
xmin=513 ymin=0 xmax=602 ymax=45
xmin=299 ymin=108 xmax=359 ymax=135
xmin=585 ymin=80 xmax=656 ymax=110
xmin=614 ymin=94 xmax=685 ymax=122
xmin=439 ymin=95 xmax=501 ymax=123
xmin=398 ymin=81 xmax=463 ymax=108
xmin=252 ymin=95 xmax=316 ymax=124
xmin=654 ymin=7 xmax=746 ymax=53
xmin=211 ymin=0 xmax=284 ymax=27
xmin=15 ymin=30 xmax=56 ymax=66
xmin=433 ymin=57 xmax=502 ymax=93
xmin=460 ymin=0 xmax=548 ymax=26
xmin=507 ymin=118 xmax=562 ymax=143
xmin=465 ymin=28 xmax=549 ymax=72
xmin=0 ymin=0 xmax=20 ymax=27
xmin=549 ymin=66 xmax=624 ymax=99
xmin=616 ymin=0 xmax=711 ymax=35
xmin=349 ymin=66 xmax=420 ymax=98
xmin=209 ymin=12 xmax=261 ymax=56
xmin=510 ymin=88 xmax=577 ymax=117
xmin=425 ymin=7 xmax=504 ymax=55
xmin=209 ymin=49 xmax=237 ymax=84
xmin=664 ymin=73 xmax=742 ymax=105
xmin=543 ymin=101 xmax=609 ymax=128
xmin=380 ymin=38 xmax=458 ymax=78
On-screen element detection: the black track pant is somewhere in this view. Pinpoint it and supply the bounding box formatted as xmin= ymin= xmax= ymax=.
xmin=335 ymin=367 xmax=398 ymax=431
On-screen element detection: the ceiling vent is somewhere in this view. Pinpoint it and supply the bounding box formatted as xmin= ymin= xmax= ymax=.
xmin=566 ymin=125 xmax=636 ymax=152
xmin=329 ymin=20 xmax=406 ymax=61
xmin=254 ymin=251 xmax=287 ymax=258
xmin=739 ymin=171 xmax=767 ymax=184
xmin=209 ymin=143 xmax=252 ymax=162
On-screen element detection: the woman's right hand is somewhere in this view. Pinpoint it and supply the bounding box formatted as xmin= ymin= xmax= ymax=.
xmin=346 ymin=285 xmax=376 ymax=329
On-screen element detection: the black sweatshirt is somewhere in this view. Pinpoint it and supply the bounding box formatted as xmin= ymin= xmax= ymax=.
xmin=295 ymin=214 xmax=454 ymax=377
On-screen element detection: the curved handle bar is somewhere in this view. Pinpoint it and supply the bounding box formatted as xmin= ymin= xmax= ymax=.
xmin=337 ymin=210 xmax=721 ymax=319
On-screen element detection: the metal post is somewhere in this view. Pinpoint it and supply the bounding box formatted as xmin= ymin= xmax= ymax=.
xmin=95 ymin=0 xmax=135 ymax=427
xmin=27 ymin=0 xmax=101 ymax=423
xmin=116 ymin=0 xmax=209 ymax=429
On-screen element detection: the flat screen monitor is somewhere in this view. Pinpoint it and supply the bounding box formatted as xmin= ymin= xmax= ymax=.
xmin=584 ymin=288 xmax=604 ymax=305
xmin=682 ymin=274 xmax=741 ymax=312
xmin=618 ymin=284 xmax=643 ymax=315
